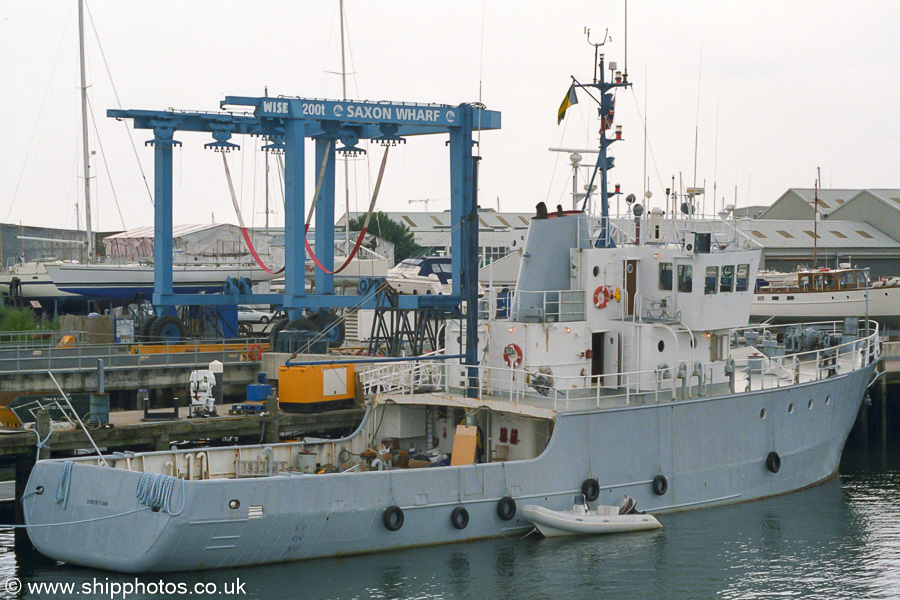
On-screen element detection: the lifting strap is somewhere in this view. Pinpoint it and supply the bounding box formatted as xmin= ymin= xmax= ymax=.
xmin=304 ymin=145 xmax=390 ymax=275
xmin=223 ymin=142 xmax=387 ymax=277
xmin=223 ymin=152 xmax=285 ymax=274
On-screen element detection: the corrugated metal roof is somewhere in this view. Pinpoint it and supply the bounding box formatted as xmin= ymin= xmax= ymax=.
xmin=103 ymin=223 xmax=231 ymax=240
xmin=747 ymin=219 xmax=899 ymax=249
xmin=785 ymin=188 xmax=861 ymax=216
xmin=345 ymin=210 xmax=535 ymax=231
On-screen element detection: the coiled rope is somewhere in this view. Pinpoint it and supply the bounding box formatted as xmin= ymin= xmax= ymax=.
xmin=135 ymin=472 xmax=186 ymax=516
xmin=54 ymin=461 xmax=74 ymax=509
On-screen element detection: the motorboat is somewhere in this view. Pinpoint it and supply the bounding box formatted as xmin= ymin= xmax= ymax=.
xmin=522 ymin=495 xmax=661 ymax=537
xmin=752 ymin=266 xmax=900 ymax=326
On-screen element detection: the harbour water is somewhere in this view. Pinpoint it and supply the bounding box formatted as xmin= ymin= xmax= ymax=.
xmin=1 ymin=441 xmax=897 ymax=600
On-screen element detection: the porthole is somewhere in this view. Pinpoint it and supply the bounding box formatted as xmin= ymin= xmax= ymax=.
xmin=593 ymin=266 xmax=600 ymax=277
xmin=808 ymin=399 xmax=814 ymax=410
xmin=825 ymin=394 xmax=831 ymax=406
xmin=760 ymin=408 xmax=767 ymax=420
xmin=658 ymin=340 xmax=665 ymax=352
xmin=788 ymin=403 xmax=794 ymax=414
xmin=627 ymin=264 xmax=635 ymax=274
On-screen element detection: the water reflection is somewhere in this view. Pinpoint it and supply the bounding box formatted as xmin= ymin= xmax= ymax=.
xmin=8 ymin=445 xmax=900 ymax=600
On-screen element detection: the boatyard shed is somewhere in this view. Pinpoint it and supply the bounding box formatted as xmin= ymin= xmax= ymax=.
xmin=746 ymin=219 xmax=900 ymax=277
xmin=824 ymin=189 xmax=900 ymax=242
xmin=102 ymin=224 xmax=280 ymax=264
xmin=752 ymin=188 xmax=900 ymax=276
xmin=758 ymin=188 xmax=861 ymax=220
xmin=340 ymin=208 xmax=532 ymax=267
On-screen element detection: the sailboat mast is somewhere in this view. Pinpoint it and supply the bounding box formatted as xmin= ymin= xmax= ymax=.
xmin=78 ymin=0 xmax=94 ymax=262
xmin=340 ymin=0 xmax=351 ymax=254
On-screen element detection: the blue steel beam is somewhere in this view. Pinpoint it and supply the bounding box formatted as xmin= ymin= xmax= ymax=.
xmin=314 ymin=138 xmax=336 ymax=295
xmin=154 ymin=293 xmax=460 ymax=310
xmin=222 ymin=97 xmax=501 ymax=134
xmin=282 ymin=118 xmax=306 ymax=320
xmin=110 ymin=98 xmax=499 ymax=393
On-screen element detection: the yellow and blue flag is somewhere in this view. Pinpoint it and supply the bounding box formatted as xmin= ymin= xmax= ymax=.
xmin=557 ymin=83 xmax=578 ymax=124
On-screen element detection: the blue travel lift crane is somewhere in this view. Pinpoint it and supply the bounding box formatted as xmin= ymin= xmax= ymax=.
xmin=109 ymin=97 xmax=500 ymax=399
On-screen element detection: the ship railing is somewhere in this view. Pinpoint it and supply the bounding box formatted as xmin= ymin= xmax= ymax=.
xmin=434 ymin=322 xmax=880 ymax=410
xmin=441 ymin=361 xmax=681 ymax=411
xmin=510 ymin=289 xmax=585 ymax=322
xmin=727 ymin=320 xmax=880 ymax=391
xmin=358 ymin=351 xmax=447 ymax=396
xmin=604 ymin=214 xmax=754 ymax=250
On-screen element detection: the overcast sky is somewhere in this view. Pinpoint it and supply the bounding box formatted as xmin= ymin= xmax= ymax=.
xmin=1 ymin=0 xmax=898 ymax=232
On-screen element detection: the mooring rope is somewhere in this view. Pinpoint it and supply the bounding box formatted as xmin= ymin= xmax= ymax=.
xmin=135 ymin=472 xmax=187 ymax=516
xmin=54 ymin=461 xmax=74 ymax=509
xmin=32 ymin=428 xmax=51 ymax=462
xmin=135 ymin=472 xmax=186 ymax=516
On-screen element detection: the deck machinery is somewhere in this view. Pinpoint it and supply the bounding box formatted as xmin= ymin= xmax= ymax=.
xmin=109 ymin=97 xmax=500 ymax=397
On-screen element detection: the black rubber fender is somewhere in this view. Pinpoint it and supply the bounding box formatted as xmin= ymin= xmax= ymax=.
xmin=652 ymin=474 xmax=668 ymax=496
xmin=581 ymin=478 xmax=600 ymax=502
xmin=496 ymin=496 xmax=516 ymax=521
xmin=450 ymin=506 xmax=469 ymax=530
xmin=766 ymin=451 xmax=781 ymax=473
xmin=382 ymin=505 xmax=404 ymax=531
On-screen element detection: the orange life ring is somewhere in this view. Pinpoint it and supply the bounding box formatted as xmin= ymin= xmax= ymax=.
xmin=248 ymin=343 xmax=262 ymax=361
xmin=593 ymin=286 xmax=611 ymax=309
xmin=503 ymin=343 xmax=523 ymax=367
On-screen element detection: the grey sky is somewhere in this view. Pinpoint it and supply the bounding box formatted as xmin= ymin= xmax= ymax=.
xmin=2 ymin=1 xmax=898 ymax=231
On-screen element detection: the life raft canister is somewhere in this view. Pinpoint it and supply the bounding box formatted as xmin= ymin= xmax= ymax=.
xmin=593 ymin=286 xmax=611 ymax=309
xmin=503 ymin=343 xmax=523 ymax=367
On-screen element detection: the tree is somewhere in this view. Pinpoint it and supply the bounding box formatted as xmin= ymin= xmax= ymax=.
xmin=348 ymin=212 xmax=422 ymax=263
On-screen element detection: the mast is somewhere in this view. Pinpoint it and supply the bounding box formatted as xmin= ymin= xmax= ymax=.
xmin=580 ymin=30 xmax=630 ymax=248
xmin=340 ymin=0 xmax=351 ymax=254
xmin=78 ymin=0 xmax=94 ymax=261
xmin=813 ymin=174 xmax=819 ymax=267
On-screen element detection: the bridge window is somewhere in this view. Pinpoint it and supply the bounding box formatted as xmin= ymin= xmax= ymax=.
xmin=677 ymin=265 xmax=693 ymax=293
xmin=720 ymin=265 xmax=734 ymax=292
xmin=659 ymin=263 xmax=673 ymax=290
xmin=705 ymin=266 xmax=719 ymax=294
xmin=736 ymin=264 xmax=750 ymax=291
xmin=839 ymin=272 xmax=857 ymax=289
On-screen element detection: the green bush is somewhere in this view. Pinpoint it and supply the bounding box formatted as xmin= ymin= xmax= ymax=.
xmin=0 ymin=307 xmax=37 ymax=332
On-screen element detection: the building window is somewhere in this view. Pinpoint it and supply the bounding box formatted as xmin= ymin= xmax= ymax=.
xmin=705 ymin=266 xmax=719 ymax=294
xmin=677 ymin=265 xmax=693 ymax=293
xmin=659 ymin=263 xmax=673 ymax=291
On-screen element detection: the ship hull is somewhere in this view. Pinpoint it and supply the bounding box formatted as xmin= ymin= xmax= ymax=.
xmin=44 ymin=264 xmax=278 ymax=300
xmin=22 ymin=364 xmax=873 ymax=573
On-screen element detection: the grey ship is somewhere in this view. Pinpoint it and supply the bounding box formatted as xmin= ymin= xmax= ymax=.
xmin=21 ymin=48 xmax=880 ymax=573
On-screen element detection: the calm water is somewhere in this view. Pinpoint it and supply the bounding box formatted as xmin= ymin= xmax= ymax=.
xmin=1 ymin=442 xmax=898 ymax=600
